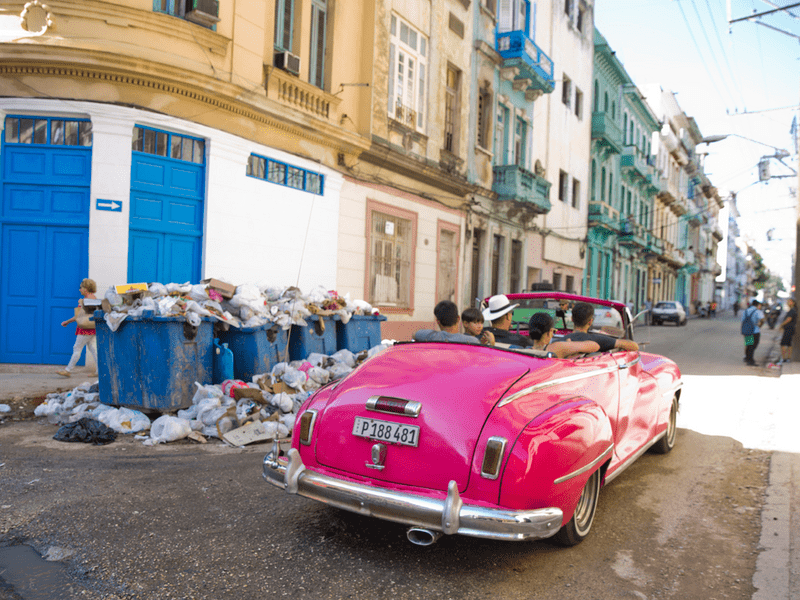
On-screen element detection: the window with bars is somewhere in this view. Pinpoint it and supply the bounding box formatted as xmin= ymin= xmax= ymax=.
xmin=388 ymin=14 xmax=428 ymax=131
xmin=369 ymin=209 xmax=414 ymax=307
xmin=132 ymin=126 xmax=204 ymax=163
xmin=444 ymin=66 xmax=460 ymax=153
xmin=246 ymin=154 xmax=324 ymax=195
xmin=477 ymin=87 xmax=492 ymax=150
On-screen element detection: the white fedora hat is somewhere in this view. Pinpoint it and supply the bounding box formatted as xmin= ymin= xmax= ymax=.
xmin=482 ymin=294 xmax=519 ymax=321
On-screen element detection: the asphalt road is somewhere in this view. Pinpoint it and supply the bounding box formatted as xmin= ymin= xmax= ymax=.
xmin=0 ymin=314 xmax=779 ymax=600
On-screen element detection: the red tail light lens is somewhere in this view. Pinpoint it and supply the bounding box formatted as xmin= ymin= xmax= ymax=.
xmin=366 ymin=396 xmax=421 ymax=417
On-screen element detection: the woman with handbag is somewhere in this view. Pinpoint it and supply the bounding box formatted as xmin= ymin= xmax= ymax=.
xmin=58 ymin=278 xmax=98 ymax=378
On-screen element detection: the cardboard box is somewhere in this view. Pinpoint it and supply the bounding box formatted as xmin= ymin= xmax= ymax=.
xmin=115 ymin=283 xmax=148 ymax=294
xmin=202 ymin=278 xmax=236 ymax=300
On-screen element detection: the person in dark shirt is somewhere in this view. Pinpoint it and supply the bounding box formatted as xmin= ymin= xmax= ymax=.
xmin=779 ymin=298 xmax=796 ymax=364
xmin=461 ymin=307 xmax=495 ymax=345
xmin=481 ymin=295 xmax=533 ymax=347
xmin=564 ymin=302 xmax=639 ymax=352
xmin=413 ymin=300 xmax=479 ymax=344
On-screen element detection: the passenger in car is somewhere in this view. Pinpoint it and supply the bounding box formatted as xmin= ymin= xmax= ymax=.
xmin=461 ymin=307 xmax=495 ymax=346
xmin=528 ymin=312 xmax=600 ymax=358
xmin=482 ymin=295 xmax=534 ymax=347
xmin=563 ymin=302 xmax=639 ymax=352
xmin=413 ymin=300 xmax=480 ymax=344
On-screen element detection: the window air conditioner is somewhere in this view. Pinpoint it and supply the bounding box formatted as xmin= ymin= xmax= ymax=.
xmin=185 ymin=0 xmax=220 ymax=28
xmin=274 ymin=51 xmax=301 ymax=76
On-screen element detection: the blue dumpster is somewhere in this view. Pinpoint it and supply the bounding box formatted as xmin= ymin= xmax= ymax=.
xmin=336 ymin=314 xmax=387 ymax=353
xmin=93 ymin=310 xmax=213 ymax=411
xmin=288 ymin=314 xmax=338 ymax=361
xmin=217 ymin=324 xmax=288 ymax=382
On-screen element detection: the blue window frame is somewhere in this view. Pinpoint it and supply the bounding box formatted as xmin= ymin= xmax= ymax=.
xmin=275 ymin=0 xmax=295 ymax=52
xmin=132 ymin=125 xmax=205 ymax=164
xmin=247 ymin=154 xmax=324 ymax=195
xmin=4 ymin=116 xmax=92 ymax=147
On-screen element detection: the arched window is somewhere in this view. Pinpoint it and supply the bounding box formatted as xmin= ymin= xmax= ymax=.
xmin=604 ymin=92 xmax=609 ymax=112
xmin=593 ymin=80 xmax=599 ymax=112
xmin=591 ymin=160 xmax=597 ymax=201
xmin=608 ymin=173 xmax=614 ymax=208
xmin=612 ymin=101 xmax=616 ymax=119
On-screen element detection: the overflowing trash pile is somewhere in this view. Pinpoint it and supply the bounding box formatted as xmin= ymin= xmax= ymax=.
xmin=99 ymin=281 xmax=379 ymax=332
xmin=35 ymin=344 xmax=392 ymax=447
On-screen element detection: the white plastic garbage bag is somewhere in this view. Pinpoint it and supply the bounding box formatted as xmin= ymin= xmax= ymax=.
xmin=147 ymin=415 xmax=192 ymax=444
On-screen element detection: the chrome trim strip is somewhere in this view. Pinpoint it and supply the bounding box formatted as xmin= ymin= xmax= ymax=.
xmin=553 ymin=444 xmax=614 ymax=485
xmin=263 ymin=450 xmax=564 ymax=542
xmin=618 ymin=356 xmax=640 ymax=370
xmin=498 ymin=365 xmax=619 ymax=407
xmin=366 ymin=396 xmax=422 ymax=418
xmin=603 ymin=431 xmax=665 ymax=486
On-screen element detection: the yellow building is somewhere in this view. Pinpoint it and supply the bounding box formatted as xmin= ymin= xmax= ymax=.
xmin=0 ymin=0 xmax=482 ymax=362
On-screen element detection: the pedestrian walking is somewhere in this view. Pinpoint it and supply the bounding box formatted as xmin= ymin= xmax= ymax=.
xmin=741 ymin=299 xmax=765 ymax=367
xmin=58 ymin=278 xmax=98 ymax=377
xmin=778 ymin=298 xmax=796 ymax=364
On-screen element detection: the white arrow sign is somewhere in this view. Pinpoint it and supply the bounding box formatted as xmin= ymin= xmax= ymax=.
xmin=96 ymin=199 xmax=123 ymax=212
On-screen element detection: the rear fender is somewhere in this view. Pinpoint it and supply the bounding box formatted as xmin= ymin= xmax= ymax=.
xmin=498 ymin=397 xmax=613 ymax=523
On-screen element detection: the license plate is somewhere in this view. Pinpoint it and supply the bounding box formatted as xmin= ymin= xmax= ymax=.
xmin=352 ymin=417 xmax=420 ymax=447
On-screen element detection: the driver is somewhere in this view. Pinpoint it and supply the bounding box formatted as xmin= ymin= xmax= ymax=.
xmin=563 ymin=302 xmax=639 ymax=352
xmin=482 ymin=295 xmax=534 ymax=347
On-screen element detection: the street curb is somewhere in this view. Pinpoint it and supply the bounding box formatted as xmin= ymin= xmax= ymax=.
xmin=752 ymin=452 xmax=792 ymax=599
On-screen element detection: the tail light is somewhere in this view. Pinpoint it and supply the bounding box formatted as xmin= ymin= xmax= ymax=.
xmin=298 ymin=409 xmax=318 ymax=445
xmin=481 ymin=436 xmax=507 ymax=479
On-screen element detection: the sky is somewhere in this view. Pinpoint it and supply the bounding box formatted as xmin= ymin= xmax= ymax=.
xmin=594 ymin=0 xmax=799 ymax=289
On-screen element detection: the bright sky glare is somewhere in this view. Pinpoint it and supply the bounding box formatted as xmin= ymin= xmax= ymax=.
xmin=594 ymin=0 xmax=799 ymax=287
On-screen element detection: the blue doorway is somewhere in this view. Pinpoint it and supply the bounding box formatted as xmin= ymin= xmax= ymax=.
xmin=0 ymin=116 xmax=92 ymax=364
xmin=128 ymin=126 xmax=205 ymax=284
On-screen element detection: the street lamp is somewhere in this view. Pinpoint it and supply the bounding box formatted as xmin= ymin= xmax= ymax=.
xmin=699 ymin=134 xmax=791 ymax=160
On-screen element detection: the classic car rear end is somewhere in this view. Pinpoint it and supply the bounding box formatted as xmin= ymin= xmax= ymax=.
xmin=264 ymin=293 xmax=682 ymax=546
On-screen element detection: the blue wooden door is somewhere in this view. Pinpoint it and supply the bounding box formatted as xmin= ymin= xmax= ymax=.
xmin=0 ymin=116 xmax=92 ymax=364
xmin=128 ymin=126 xmax=205 ymax=284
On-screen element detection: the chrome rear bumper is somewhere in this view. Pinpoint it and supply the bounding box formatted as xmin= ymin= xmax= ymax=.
xmin=263 ymin=445 xmax=563 ymax=542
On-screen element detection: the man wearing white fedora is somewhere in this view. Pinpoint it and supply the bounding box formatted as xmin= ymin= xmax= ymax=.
xmin=482 ymin=294 xmax=534 ymax=347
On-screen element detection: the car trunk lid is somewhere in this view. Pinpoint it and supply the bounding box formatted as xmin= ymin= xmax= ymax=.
xmin=312 ymin=343 xmax=530 ymax=492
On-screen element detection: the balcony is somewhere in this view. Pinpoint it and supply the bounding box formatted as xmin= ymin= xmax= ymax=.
xmin=588 ymin=201 xmax=620 ymax=231
xmin=496 ymin=31 xmax=555 ymax=96
xmin=646 ymin=232 xmax=664 ymax=255
xmin=493 ymin=164 xmax=552 ymax=214
xmin=618 ymin=220 xmax=649 ymax=249
xmin=621 ymin=146 xmax=651 ymax=182
xmin=647 ymin=173 xmax=667 ymax=196
xmin=591 ymin=112 xmax=623 ymax=155
xmin=265 ymin=65 xmax=342 ymax=121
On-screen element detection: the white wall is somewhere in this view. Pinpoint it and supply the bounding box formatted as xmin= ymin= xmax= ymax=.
xmin=0 ymin=98 xmax=343 ymax=293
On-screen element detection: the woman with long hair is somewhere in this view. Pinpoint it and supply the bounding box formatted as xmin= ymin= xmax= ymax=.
xmin=528 ymin=312 xmax=600 ymax=358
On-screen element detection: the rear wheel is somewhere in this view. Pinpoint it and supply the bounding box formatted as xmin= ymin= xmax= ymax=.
xmin=552 ymin=469 xmax=601 ymax=546
xmin=652 ymin=396 xmax=678 ymax=454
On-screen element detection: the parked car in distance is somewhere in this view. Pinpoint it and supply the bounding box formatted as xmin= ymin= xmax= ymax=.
xmin=263 ymin=293 xmax=683 ymax=547
xmin=651 ymin=301 xmax=687 ymax=326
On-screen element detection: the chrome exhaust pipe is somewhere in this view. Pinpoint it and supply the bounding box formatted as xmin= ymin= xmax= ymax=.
xmin=406 ymin=527 xmax=443 ymax=546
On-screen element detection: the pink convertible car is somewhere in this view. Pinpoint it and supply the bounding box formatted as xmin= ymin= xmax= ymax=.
xmin=263 ymin=293 xmax=682 ymax=546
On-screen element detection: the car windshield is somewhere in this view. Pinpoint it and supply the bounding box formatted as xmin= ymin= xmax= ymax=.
xmin=509 ymin=297 xmax=624 ymax=336
xmin=655 ymin=302 xmax=675 ymax=309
